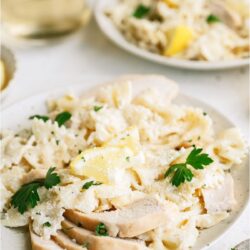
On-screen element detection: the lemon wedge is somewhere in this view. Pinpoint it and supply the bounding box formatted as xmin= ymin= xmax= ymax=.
xmin=162 ymin=0 xmax=178 ymax=8
xmin=70 ymin=127 xmax=141 ymax=184
xmin=70 ymin=146 xmax=133 ymax=184
xmin=164 ymin=26 xmax=193 ymax=56
xmin=0 ymin=60 xmax=7 ymax=90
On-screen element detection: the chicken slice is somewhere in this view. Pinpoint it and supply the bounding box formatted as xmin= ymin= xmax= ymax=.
xmin=64 ymin=197 xmax=168 ymax=238
xmin=210 ymin=0 xmax=243 ymax=29
xmin=62 ymin=220 xmax=146 ymax=250
xmin=29 ymin=224 xmax=62 ymax=250
xmin=202 ymin=174 xmax=236 ymax=213
xmin=52 ymin=231 xmax=87 ymax=250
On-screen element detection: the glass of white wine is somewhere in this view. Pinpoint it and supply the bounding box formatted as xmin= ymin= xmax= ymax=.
xmin=2 ymin=0 xmax=90 ymax=40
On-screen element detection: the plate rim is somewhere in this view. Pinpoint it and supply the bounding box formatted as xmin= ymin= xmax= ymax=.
xmin=1 ymin=81 xmax=249 ymax=250
xmin=94 ymin=0 xmax=250 ymax=70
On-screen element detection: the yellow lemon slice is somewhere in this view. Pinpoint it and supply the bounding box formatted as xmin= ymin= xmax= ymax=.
xmin=70 ymin=146 xmax=133 ymax=184
xmin=164 ymin=26 xmax=193 ymax=57
xmin=0 ymin=60 xmax=7 ymax=90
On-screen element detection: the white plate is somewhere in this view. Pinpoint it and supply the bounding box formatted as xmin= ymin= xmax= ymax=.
xmin=95 ymin=0 xmax=250 ymax=70
xmin=1 ymin=80 xmax=249 ymax=250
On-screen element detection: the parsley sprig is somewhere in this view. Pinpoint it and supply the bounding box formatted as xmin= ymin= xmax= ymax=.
xmin=133 ymin=4 xmax=151 ymax=19
xmin=11 ymin=167 xmax=60 ymax=214
xmin=82 ymin=181 xmax=102 ymax=190
xmin=95 ymin=223 xmax=108 ymax=236
xmin=29 ymin=115 xmax=49 ymax=122
xmin=165 ymin=147 xmax=213 ymax=187
xmin=206 ymin=14 xmax=220 ymax=23
xmin=93 ymin=106 xmax=103 ymax=112
xmin=29 ymin=111 xmax=71 ymax=127
xmin=55 ymin=111 xmax=72 ymax=127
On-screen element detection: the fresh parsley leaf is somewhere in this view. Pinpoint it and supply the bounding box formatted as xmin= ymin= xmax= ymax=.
xmin=43 ymin=221 xmax=51 ymax=227
xmin=206 ymin=14 xmax=220 ymax=23
xmin=55 ymin=111 xmax=72 ymax=127
xmin=11 ymin=182 xmax=42 ymax=214
xmin=165 ymin=163 xmax=193 ymax=187
xmin=165 ymin=147 xmax=213 ymax=187
xmin=93 ymin=106 xmax=103 ymax=112
xmin=82 ymin=181 xmax=102 ymax=190
xmin=11 ymin=167 xmax=60 ymax=214
xmin=29 ymin=115 xmax=49 ymax=122
xmin=95 ymin=223 xmax=108 ymax=236
xmin=133 ymin=4 xmax=150 ymax=19
xmin=44 ymin=167 xmax=61 ymax=189
xmin=186 ymin=147 xmax=213 ymax=169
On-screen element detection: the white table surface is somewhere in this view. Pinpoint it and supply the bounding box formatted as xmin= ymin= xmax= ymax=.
xmin=1 ymin=12 xmax=249 ymax=250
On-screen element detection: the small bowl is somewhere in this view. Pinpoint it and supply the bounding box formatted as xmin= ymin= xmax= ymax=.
xmin=0 ymin=45 xmax=16 ymax=102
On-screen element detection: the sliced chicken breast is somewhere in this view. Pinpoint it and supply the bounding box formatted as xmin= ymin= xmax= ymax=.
xmin=202 ymin=174 xmax=236 ymax=213
xmin=52 ymin=231 xmax=87 ymax=250
xmin=64 ymin=197 xmax=168 ymax=238
xmin=62 ymin=220 xmax=146 ymax=250
xmin=29 ymin=224 xmax=62 ymax=250
xmin=210 ymin=0 xmax=242 ymax=29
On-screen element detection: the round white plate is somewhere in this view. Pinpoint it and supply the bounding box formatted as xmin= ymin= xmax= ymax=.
xmin=95 ymin=0 xmax=250 ymax=70
xmin=1 ymin=80 xmax=249 ymax=250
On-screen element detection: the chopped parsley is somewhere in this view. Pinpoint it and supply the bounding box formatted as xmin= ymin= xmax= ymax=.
xmin=43 ymin=221 xmax=51 ymax=227
xmin=206 ymin=14 xmax=220 ymax=23
xmin=165 ymin=147 xmax=213 ymax=187
xmin=203 ymin=112 xmax=207 ymax=116
xmin=55 ymin=111 xmax=72 ymax=127
xmin=29 ymin=115 xmax=49 ymax=122
xmin=56 ymin=140 xmax=60 ymax=145
xmin=11 ymin=167 xmax=60 ymax=214
xmin=82 ymin=181 xmax=102 ymax=190
xmin=95 ymin=223 xmax=108 ymax=236
xmin=126 ymin=156 xmax=130 ymax=162
xmin=133 ymin=4 xmax=150 ymax=19
xmin=93 ymin=106 xmax=103 ymax=112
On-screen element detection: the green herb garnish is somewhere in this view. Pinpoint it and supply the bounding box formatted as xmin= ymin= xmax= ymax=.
xmin=126 ymin=156 xmax=130 ymax=162
xmin=43 ymin=221 xmax=51 ymax=227
xmin=206 ymin=14 xmax=220 ymax=23
xmin=11 ymin=182 xmax=41 ymax=214
xmin=93 ymin=106 xmax=103 ymax=112
xmin=165 ymin=147 xmax=213 ymax=187
xmin=95 ymin=223 xmax=108 ymax=236
xmin=133 ymin=4 xmax=150 ymax=19
xmin=29 ymin=115 xmax=49 ymax=122
xmin=11 ymin=167 xmax=60 ymax=214
xmin=44 ymin=167 xmax=61 ymax=189
xmin=55 ymin=111 xmax=72 ymax=127
xmin=82 ymin=181 xmax=102 ymax=190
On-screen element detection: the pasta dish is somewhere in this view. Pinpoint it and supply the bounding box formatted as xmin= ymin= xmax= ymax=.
xmin=106 ymin=0 xmax=250 ymax=61
xmin=0 ymin=75 xmax=247 ymax=250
